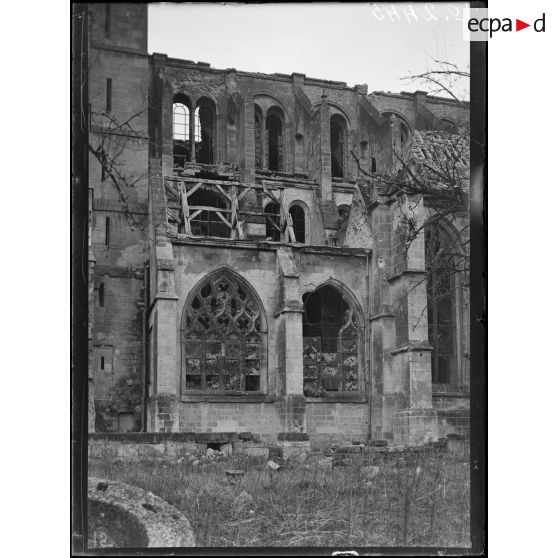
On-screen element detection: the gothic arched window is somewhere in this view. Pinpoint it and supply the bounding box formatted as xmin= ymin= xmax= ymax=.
xmin=182 ymin=272 xmax=266 ymax=393
xmin=426 ymin=223 xmax=457 ymax=385
xmin=302 ymin=284 xmax=362 ymax=396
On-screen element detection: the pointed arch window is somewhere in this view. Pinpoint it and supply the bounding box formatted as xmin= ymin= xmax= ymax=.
xmin=182 ymin=272 xmax=266 ymax=393
xmin=302 ymin=285 xmax=362 ymax=396
xmin=426 ymin=223 xmax=457 ymax=385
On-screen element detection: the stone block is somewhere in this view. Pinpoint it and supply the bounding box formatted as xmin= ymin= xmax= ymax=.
xmin=336 ymin=445 xmax=361 ymax=454
xmin=138 ymin=443 xmax=165 ymax=456
xmin=243 ymin=447 xmax=269 ymax=458
xmin=277 ymin=432 xmax=310 ymax=442
xmin=116 ymin=444 xmax=139 ymax=458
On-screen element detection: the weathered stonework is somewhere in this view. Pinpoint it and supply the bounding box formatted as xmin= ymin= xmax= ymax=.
xmin=88 ymin=477 xmax=195 ymax=548
xmin=87 ymin=4 xmax=470 ymax=446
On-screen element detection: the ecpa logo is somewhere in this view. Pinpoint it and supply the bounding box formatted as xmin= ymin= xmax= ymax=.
xmin=469 ymin=13 xmax=545 ymax=37
xmin=464 ymin=8 xmax=546 ymax=41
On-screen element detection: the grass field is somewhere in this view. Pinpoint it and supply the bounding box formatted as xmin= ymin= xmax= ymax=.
xmin=89 ymin=445 xmax=470 ymax=548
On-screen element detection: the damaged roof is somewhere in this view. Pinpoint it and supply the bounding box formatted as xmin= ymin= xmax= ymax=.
xmin=409 ymin=130 xmax=470 ymax=169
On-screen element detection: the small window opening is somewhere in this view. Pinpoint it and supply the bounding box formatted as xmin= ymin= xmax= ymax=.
xmin=289 ymin=205 xmax=305 ymax=243
xmin=99 ymin=282 xmax=105 ymax=307
xmin=100 ymin=149 xmax=107 ymax=182
xmin=207 ymin=442 xmax=222 ymax=452
xmin=100 ymin=356 xmax=105 ymax=370
xmin=105 ymin=217 xmax=110 ymax=246
xmin=105 ymin=4 xmax=111 ymax=37
xmin=371 ymin=157 xmax=377 ymax=173
xmin=105 ymin=78 xmax=112 ymax=113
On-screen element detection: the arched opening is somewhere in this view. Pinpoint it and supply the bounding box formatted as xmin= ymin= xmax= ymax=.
xmin=181 ymin=271 xmax=266 ymax=392
xmin=266 ymin=107 xmax=284 ymax=172
xmin=195 ymin=97 xmax=216 ymax=164
xmin=254 ymin=105 xmax=263 ymax=170
xmin=264 ymin=202 xmax=280 ymax=241
xmin=172 ymin=93 xmax=191 ymax=168
xmin=302 ymin=284 xmax=361 ymax=396
xmin=425 ymin=223 xmax=457 ymax=385
xmin=289 ymin=204 xmax=305 ymax=243
xmin=188 ymin=187 xmax=229 ymax=238
xmin=330 ymin=115 xmax=346 ymax=178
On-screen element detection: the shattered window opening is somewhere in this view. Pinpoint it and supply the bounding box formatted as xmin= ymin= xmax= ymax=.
xmin=302 ymin=285 xmax=360 ymax=396
xmin=182 ymin=272 xmax=265 ymax=393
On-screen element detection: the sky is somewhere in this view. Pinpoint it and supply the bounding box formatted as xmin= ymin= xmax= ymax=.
xmin=148 ymin=2 xmax=470 ymax=100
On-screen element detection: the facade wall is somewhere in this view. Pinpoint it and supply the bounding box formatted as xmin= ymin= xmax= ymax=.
xmin=88 ymin=4 xmax=150 ymax=432
xmin=87 ymin=4 xmax=470 ymax=443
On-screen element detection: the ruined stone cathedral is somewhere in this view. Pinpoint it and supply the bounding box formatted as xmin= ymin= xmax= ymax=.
xmin=87 ymin=4 xmax=470 ymax=448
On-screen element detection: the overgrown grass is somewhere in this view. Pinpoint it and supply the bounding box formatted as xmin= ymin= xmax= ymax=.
xmin=89 ymin=446 xmax=470 ymax=548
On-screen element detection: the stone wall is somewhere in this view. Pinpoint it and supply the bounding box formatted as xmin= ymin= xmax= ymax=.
xmin=89 ymin=3 xmax=150 ymax=432
xmin=87 ymin=3 xmax=470 ymax=445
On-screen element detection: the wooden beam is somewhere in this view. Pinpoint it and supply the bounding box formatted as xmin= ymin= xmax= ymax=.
xmin=184 ymin=182 xmax=204 ymax=198
xmin=215 ymin=211 xmax=232 ymax=228
xmin=189 ymin=206 xmax=232 ymax=213
xmin=214 ymin=184 xmax=232 ymax=201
